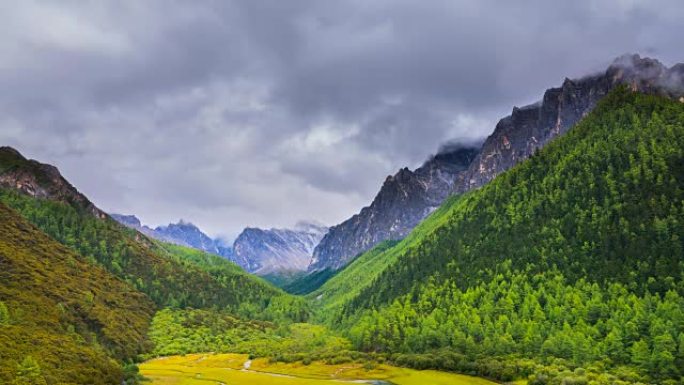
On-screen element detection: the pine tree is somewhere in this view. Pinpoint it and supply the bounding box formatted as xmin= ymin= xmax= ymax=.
xmin=14 ymin=356 xmax=46 ymax=385
xmin=0 ymin=301 xmax=9 ymax=325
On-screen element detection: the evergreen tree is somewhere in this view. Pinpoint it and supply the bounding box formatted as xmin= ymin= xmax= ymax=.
xmin=0 ymin=301 xmax=9 ymax=325
xmin=14 ymin=356 xmax=46 ymax=385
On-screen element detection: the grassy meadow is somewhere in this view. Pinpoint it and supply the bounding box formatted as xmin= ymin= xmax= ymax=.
xmin=140 ymin=353 xmax=498 ymax=385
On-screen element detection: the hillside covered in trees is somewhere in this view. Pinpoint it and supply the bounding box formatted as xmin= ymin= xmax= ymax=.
xmin=0 ymin=202 xmax=154 ymax=384
xmin=0 ymin=146 xmax=309 ymax=321
xmin=312 ymin=89 xmax=684 ymax=383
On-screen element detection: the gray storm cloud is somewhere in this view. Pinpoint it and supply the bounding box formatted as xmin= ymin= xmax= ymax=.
xmin=0 ymin=0 xmax=682 ymax=238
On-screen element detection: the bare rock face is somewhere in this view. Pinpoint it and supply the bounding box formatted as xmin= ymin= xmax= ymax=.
xmin=111 ymin=213 xmax=327 ymax=275
xmin=309 ymin=54 xmax=684 ymax=273
xmin=153 ymin=220 xmax=221 ymax=254
xmin=111 ymin=213 xmax=234 ymax=258
xmin=233 ymin=222 xmax=328 ymax=274
xmin=0 ymin=146 xmax=106 ymax=218
xmin=309 ymin=146 xmax=478 ymax=271
xmin=459 ymin=54 xmax=684 ymax=191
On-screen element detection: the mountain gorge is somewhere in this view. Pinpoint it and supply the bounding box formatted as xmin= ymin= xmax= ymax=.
xmin=0 ymin=147 xmax=301 ymax=313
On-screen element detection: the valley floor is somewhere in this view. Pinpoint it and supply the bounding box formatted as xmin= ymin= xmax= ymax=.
xmin=140 ymin=353 xmax=499 ymax=385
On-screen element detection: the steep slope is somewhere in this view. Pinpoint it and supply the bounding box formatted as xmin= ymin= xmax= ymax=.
xmin=0 ymin=147 xmax=304 ymax=319
xmin=0 ymin=146 xmax=105 ymax=218
xmin=233 ymin=222 xmax=327 ymax=274
xmin=309 ymin=146 xmax=478 ymax=271
xmin=310 ymin=54 xmax=684 ymax=273
xmin=459 ymin=54 xmax=684 ymax=191
xmin=0 ymin=202 xmax=153 ymax=384
xmin=324 ymin=89 xmax=684 ymax=381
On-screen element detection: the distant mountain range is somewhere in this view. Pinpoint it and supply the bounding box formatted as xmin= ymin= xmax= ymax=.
xmin=308 ymin=53 xmax=684 ymax=272
xmin=111 ymin=213 xmax=327 ymax=275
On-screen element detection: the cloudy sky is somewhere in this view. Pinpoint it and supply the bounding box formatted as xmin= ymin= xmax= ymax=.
xmin=0 ymin=0 xmax=682 ymax=240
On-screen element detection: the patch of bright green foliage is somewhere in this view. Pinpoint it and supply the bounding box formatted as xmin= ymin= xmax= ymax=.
xmin=282 ymin=268 xmax=338 ymax=295
xmin=318 ymin=89 xmax=684 ymax=383
xmin=148 ymin=308 xmax=352 ymax=363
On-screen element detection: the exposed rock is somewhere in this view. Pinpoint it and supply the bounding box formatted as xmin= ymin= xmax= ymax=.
xmin=111 ymin=213 xmax=326 ymax=274
xmin=458 ymin=54 xmax=684 ymax=191
xmin=0 ymin=146 xmax=106 ymax=219
xmin=153 ymin=220 xmax=220 ymax=254
xmin=234 ymin=222 xmax=328 ymax=274
xmin=309 ymin=146 xmax=478 ymax=271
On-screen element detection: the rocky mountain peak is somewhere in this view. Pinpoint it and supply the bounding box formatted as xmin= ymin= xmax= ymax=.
xmin=459 ymin=54 xmax=684 ymax=192
xmin=0 ymin=146 xmax=106 ymax=218
xmin=309 ymin=144 xmax=478 ymax=272
xmin=110 ymin=214 xmax=142 ymax=228
xmin=233 ymin=223 xmax=328 ymax=274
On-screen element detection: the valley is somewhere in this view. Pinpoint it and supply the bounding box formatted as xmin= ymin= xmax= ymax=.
xmin=1 ymin=55 xmax=683 ymax=385
xmin=139 ymin=353 xmax=496 ymax=385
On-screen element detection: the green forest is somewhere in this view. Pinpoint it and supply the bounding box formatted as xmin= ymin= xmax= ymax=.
xmin=1 ymin=88 xmax=683 ymax=384
xmin=314 ymin=88 xmax=684 ymax=383
xmin=0 ymin=203 xmax=153 ymax=384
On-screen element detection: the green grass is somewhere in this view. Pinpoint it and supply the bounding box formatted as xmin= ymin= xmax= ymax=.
xmin=140 ymin=353 xmax=498 ymax=385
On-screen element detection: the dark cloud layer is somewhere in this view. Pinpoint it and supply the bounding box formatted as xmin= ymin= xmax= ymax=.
xmin=0 ymin=0 xmax=682 ymax=239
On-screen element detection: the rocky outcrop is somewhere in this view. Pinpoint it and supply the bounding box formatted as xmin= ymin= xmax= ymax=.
xmin=459 ymin=54 xmax=684 ymax=191
xmin=154 ymin=220 xmax=221 ymax=254
xmin=233 ymin=222 xmax=327 ymax=274
xmin=309 ymin=146 xmax=478 ymax=271
xmin=0 ymin=146 xmax=106 ymax=218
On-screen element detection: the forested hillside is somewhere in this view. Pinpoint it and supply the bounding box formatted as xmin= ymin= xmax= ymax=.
xmin=320 ymin=89 xmax=684 ymax=383
xmin=0 ymin=202 xmax=154 ymax=384
xmin=0 ymin=149 xmax=311 ymax=383
xmin=0 ymin=147 xmax=311 ymax=323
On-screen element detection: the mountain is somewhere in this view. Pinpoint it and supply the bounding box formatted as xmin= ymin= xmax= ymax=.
xmin=111 ymin=214 xmax=222 ymax=255
xmin=112 ymin=213 xmax=326 ymax=275
xmin=459 ymin=54 xmax=684 ymax=191
xmin=309 ymin=146 xmax=478 ymax=271
xmin=0 ymin=147 xmax=302 ymax=316
xmin=308 ymin=54 xmax=684 ymax=274
xmin=0 ymin=146 xmax=105 ymax=218
xmin=317 ymin=88 xmax=684 ymax=382
xmin=0 ymin=201 xmax=154 ymax=383
xmin=233 ymin=222 xmax=328 ymax=274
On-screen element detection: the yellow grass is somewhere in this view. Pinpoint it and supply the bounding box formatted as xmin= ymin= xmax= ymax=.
xmin=140 ymin=353 xmax=499 ymax=385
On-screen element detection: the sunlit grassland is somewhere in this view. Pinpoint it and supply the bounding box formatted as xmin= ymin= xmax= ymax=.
xmin=140 ymin=353 xmax=498 ymax=385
